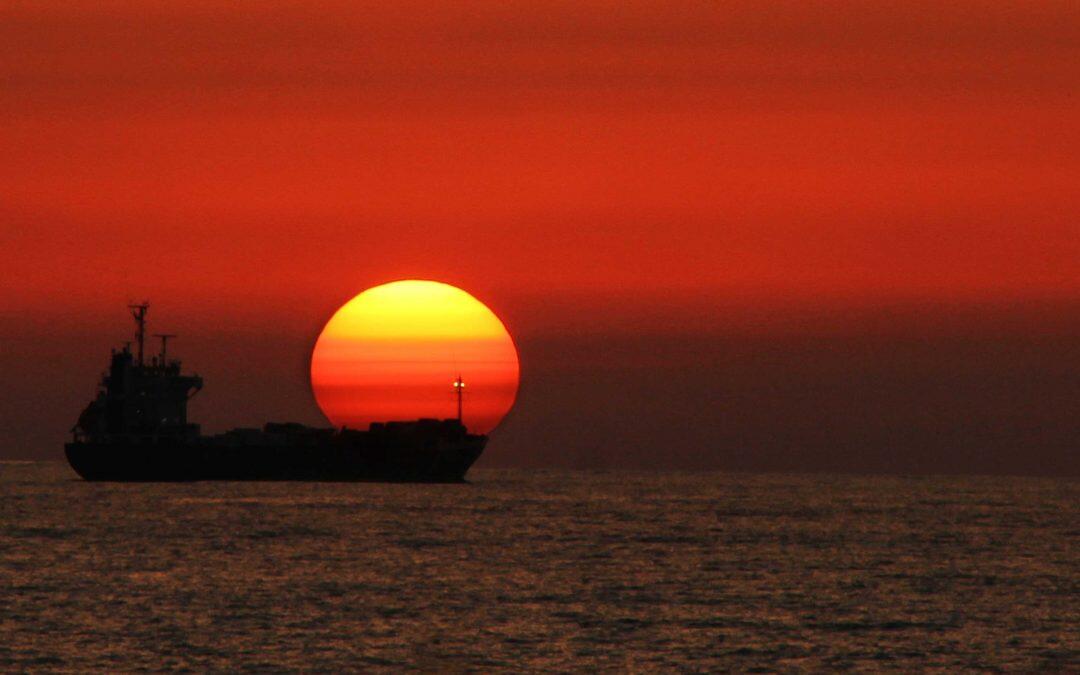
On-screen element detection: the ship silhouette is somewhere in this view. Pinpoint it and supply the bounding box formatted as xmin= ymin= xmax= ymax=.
xmin=65 ymin=304 xmax=487 ymax=482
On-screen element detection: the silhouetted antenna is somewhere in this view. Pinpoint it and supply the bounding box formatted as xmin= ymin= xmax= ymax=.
xmin=452 ymin=374 xmax=466 ymax=423
xmin=152 ymin=333 xmax=177 ymax=366
xmin=128 ymin=302 xmax=149 ymax=366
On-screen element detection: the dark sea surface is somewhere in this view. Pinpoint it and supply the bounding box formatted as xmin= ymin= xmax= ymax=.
xmin=1 ymin=462 xmax=1077 ymax=671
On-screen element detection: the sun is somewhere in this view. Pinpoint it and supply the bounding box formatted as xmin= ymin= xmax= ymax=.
xmin=310 ymin=280 xmax=519 ymax=434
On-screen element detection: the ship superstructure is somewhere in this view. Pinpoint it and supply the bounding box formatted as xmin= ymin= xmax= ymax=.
xmin=72 ymin=303 xmax=203 ymax=444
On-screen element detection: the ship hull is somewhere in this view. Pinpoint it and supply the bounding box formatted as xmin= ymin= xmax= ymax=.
xmin=64 ymin=435 xmax=486 ymax=483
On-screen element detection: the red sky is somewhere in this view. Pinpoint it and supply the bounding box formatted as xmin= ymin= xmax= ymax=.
xmin=2 ymin=1 xmax=1079 ymax=473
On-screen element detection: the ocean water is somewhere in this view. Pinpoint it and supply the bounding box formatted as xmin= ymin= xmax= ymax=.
xmin=1 ymin=462 xmax=1076 ymax=671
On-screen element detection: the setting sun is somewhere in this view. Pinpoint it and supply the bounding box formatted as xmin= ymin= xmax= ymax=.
xmin=310 ymin=281 xmax=519 ymax=434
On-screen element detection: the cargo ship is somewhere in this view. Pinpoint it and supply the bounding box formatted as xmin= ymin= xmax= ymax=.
xmin=65 ymin=304 xmax=487 ymax=482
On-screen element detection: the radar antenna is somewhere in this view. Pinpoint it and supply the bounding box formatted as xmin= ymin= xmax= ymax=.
xmin=452 ymin=374 xmax=466 ymax=423
xmin=152 ymin=333 xmax=177 ymax=366
xmin=128 ymin=302 xmax=149 ymax=366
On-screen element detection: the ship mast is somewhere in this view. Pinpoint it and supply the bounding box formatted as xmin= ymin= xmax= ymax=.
xmin=453 ymin=374 xmax=466 ymax=423
xmin=128 ymin=302 xmax=149 ymax=366
xmin=153 ymin=333 xmax=177 ymax=366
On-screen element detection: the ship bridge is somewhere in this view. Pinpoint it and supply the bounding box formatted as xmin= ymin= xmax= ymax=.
xmin=74 ymin=303 xmax=203 ymax=441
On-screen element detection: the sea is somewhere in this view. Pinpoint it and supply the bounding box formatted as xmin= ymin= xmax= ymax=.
xmin=1 ymin=462 xmax=1076 ymax=671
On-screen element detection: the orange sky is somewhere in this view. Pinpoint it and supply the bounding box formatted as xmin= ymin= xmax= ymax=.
xmin=3 ymin=1 xmax=1078 ymax=322
xmin=2 ymin=1 xmax=1079 ymax=472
